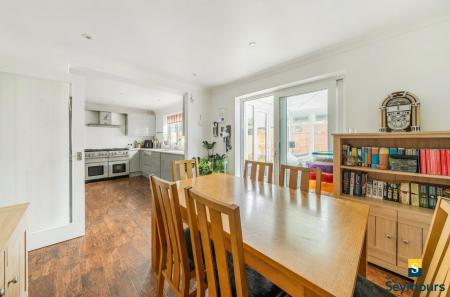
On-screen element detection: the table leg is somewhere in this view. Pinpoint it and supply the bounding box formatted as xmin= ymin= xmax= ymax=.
xmin=358 ymin=233 xmax=367 ymax=277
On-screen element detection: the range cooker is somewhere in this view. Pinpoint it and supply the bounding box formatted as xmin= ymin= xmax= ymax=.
xmin=85 ymin=148 xmax=129 ymax=181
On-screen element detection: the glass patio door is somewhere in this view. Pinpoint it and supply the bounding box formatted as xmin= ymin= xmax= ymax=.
xmin=278 ymin=80 xmax=339 ymax=167
xmin=243 ymin=96 xmax=274 ymax=163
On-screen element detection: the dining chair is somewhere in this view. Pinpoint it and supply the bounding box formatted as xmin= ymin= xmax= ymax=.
xmin=172 ymin=159 xmax=200 ymax=181
xmin=184 ymin=186 xmax=285 ymax=297
xmin=150 ymin=175 xmax=196 ymax=297
xmin=243 ymin=160 xmax=273 ymax=183
xmin=354 ymin=196 xmax=450 ymax=297
xmin=279 ymin=164 xmax=322 ymax=195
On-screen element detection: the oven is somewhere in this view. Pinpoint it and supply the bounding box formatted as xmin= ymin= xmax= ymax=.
xmin=85 ymin=161 xmax=109 ymax=181
xmin=108 ymin=159 xmax=129 ymax=177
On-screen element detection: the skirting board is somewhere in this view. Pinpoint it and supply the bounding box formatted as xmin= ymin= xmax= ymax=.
xmin=28 ymin=222 xmax=85 ymax=251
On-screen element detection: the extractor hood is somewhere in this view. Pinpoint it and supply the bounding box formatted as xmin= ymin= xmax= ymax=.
xmin=86 ymin=111 xmax=122 ymax=128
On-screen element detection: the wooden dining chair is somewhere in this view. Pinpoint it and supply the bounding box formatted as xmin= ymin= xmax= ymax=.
xmin=412 ymin=196 xmax=449 ymax=297
xmin=243 ymin=160 xmax=273 ymax=183
xmin=150 ymin=175 xmax=196 ymax=297
xmin=172 ymin=159 xmax=200 ymax=181
xmin=354 ymin=196 xmax=450 ymax=297
xmin=184 ymin=186 xmax=285 ymax=297
xmin=279 ymin=164 xmax=322 ymax=194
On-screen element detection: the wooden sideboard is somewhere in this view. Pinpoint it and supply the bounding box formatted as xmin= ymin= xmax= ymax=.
xmin=332 ymin=132 xmax=450 ymax=278
xmin=0 ymin=203 xmax=28 ymax=297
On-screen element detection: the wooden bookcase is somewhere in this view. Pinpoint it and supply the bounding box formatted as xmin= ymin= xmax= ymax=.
xmin=332 ymin=131 xmax=450 ymax=278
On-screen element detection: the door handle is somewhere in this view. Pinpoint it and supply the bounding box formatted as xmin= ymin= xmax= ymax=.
xmin=402 ymin=239 xmax=410 ymax=245
xmin=7 ymin=276 xmax=18 ymax=287
xmin=385 ymin=233 xmax=392 ymax=239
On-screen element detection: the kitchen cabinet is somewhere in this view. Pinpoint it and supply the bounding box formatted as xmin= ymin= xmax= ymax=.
xmin=129 ymin=150 xmax=141 ymax=173
xmin=127 ymin=113 xmax=155 ymax=136
xmin=0 ymin=204 xmax=28 ymax=297
xmin=160 ymin=153 xmax=184 ymax=181
xmin=140 ymin=150 xmax=160 ymax=177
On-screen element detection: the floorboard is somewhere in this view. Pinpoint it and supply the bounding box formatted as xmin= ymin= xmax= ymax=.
xmin=28 ymin=177 xmax=412 ymax=297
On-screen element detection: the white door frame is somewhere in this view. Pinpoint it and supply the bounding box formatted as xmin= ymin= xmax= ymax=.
xmin=238 ymin=77 xmax=344 ymax=182
xmin=28 ymin=74 xmax=86 ymax=250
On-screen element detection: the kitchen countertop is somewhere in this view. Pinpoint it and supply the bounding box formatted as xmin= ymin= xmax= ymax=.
xmin=129 ymin=148 xmax=185 ymax=156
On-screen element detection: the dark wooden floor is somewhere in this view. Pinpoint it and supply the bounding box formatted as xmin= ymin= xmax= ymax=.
xmin=29 ymin=177 xmax=412 ymax=297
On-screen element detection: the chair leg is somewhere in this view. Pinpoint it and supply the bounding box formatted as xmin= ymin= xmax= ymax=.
xmin=156 ymin=272 xmax=165 ymax=297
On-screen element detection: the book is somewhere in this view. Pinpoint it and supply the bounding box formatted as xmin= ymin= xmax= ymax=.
xmin=361 ymin=173 xmax=367 ymax=196
xmin=420 ymin=149 xmax=427 ymax=174
xmin=342 ymin=170 xmax=350 ymax=194
xmin=400 ymin=182 xmax=410 ymax=205
xmin=426 ymin=149 xmax=431 ymax=174
xmin=383 ymin=182 xmax=388 ymax=200
xmin=373 ymin=180 xmax=378 ymax=199
xmin=419 ymin=184 xmax=429 ymax=208
xmin=349 ymin=172 xmax=355 ymax=196
xmin=379 ymin=147 xmax=389 ymax=170
xmin=357 ymin=148 xmax=362 ymax=166
xmin=428 ymin=185 xmax=437 ymax=209
xmin=434 ymin=149 xmax=442 ymax=175
xmin=367 ymin=180 xmax=373 ymax=198
xmin=392 ymin=183 xmax=399 ymax=202
xmin=371 ymin=147 xmax=379 ymax=169
xmin=441 ymin=149 xmax=448 ymax=176
xmin=447 ymin=149 xmax=450 ymax=176
xmin=377 ymin=181 xmax=384 ymax=200
xmin=354 ymin=172 xmax=362 ymax=196
xmin=411 ymin=183 xmax=420 ymax=207
xmin=387 ymin=183 xmax=393 ymax=201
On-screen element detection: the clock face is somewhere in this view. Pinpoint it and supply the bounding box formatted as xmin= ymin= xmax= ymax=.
xmin=386 ymin=98 xmax=412 ymax=131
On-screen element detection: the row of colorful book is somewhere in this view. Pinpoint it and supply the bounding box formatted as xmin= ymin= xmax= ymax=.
xmin=342 ymin=170 xmax=449 ymax=209
xmin=342 ymin=145 xmax=450 ymax=176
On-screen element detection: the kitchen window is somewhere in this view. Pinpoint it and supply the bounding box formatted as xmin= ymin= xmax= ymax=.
xmin=163 ymin=112 xmax=184 ymax=149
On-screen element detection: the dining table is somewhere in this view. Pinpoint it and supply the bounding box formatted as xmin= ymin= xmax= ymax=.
xmin=151 ymin=173 xmax=370 ymax=297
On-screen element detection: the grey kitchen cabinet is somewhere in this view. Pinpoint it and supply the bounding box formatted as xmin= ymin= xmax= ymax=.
xmin=160 ymin=153 xmax=184 ymax=181
xmin=129 ymin=150 xmax=141 ymax=173
xmin=126 ymin=113 xmax=155 ymax=137
xmin=140 ymin=150 xmax=160 ymax=177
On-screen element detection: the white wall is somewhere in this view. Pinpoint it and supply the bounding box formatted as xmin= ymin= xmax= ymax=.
xmin=208 ymin=18 xmax=450 ymax=174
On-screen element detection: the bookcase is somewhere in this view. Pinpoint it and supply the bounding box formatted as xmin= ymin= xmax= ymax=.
xmin=332 ymin=131 xmax=450 ymax=278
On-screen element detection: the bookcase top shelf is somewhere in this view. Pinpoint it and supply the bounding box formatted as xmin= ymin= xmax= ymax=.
xmin=340 ymin=165 xmax=450 ymax=182
xmin=332 ymin=131 xmax=450 ymax=139
xmin=338 ymin=194 xmax=434 ymax=217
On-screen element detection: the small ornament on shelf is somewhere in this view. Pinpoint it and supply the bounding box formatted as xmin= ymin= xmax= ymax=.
xmin=379 ymin=91 xmax=421 ymax=132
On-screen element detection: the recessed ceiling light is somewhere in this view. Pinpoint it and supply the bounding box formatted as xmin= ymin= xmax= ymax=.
xmin=248 ymin=41 xmax=256 ymax=47
xmin=81 ymin=33 xmax=93 ymax=40
xmin=192 ymin=73 xmax=197 ymax=77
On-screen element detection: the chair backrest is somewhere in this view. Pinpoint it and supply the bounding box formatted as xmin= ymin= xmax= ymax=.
xmin=172 ymin=158 xmax=200 ymax=181
xmin=413 ymin=197 xmax=450 ymax=297
xmin=184 ymin=187 xmax=248 ymax=297
xmin=243 ymin=160 xmax=273 ymax=183
xmin=279 ymin=164 xmax=322 ymax=194
xmin=150 ymin=175 xmax=191 ymax=295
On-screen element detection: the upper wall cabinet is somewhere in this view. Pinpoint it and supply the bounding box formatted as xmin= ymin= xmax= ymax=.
xmin=127 ymin=113 xmax=156 ymax=136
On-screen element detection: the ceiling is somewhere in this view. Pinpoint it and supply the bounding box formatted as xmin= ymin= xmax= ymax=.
xmin=1 ymin=0 xmax=449 ymax=87
xmin=83 ymin=71 xmax=182 ymax=111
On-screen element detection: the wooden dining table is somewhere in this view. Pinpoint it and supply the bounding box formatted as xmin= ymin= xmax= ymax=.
xmin=151 ymin=173 xmax=370 ymax=297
